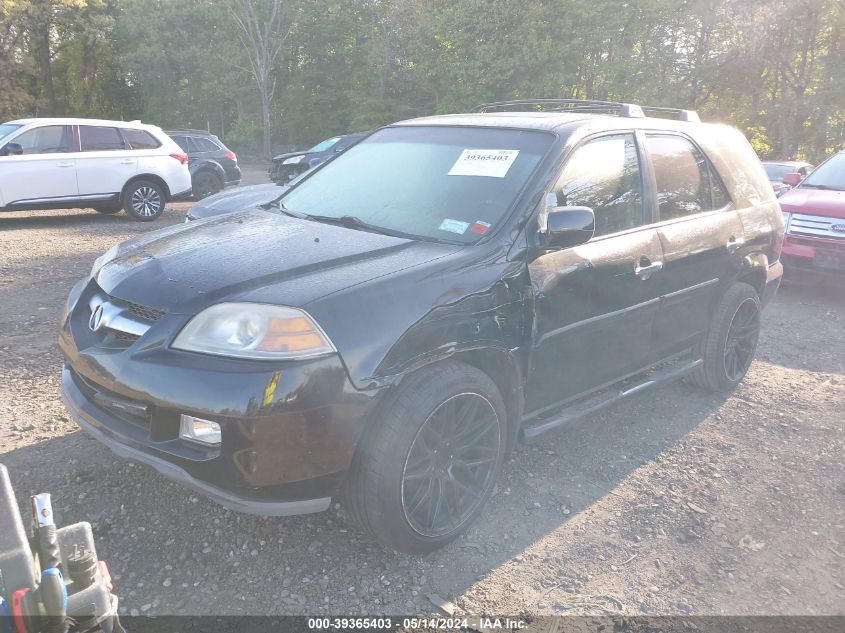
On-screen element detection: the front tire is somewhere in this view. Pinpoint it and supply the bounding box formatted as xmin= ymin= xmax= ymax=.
xmin=343 ymin=361 xmax=506 ymax=553
xmin=688 ymin=282 xmax=761 ymax=392
xmin=123 ymin=180 xmax=165 ymax=221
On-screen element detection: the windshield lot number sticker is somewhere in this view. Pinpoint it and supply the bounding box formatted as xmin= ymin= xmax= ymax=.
xmin=438 ymin=219 xmax=470 ymax=234
xmin=448 ymin=149 xmax=520 ymax=178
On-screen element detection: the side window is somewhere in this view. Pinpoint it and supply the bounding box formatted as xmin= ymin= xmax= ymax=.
xmin=80 ymin=126 xmax=125 ymax=151
xmin=195 ymin=137 xmax=220 ymax=152
xmin=554 ymin=133 xmax=644 ymax=237
xmin=10 ymin=125 xmax=72 ymax=154
xmin=171 ymin=136 xmax=190 ymax=152
xmin=645 ymin=134 xmax=716 ymax=220
xmin=122 ymin=129 xmax=161 ymax=150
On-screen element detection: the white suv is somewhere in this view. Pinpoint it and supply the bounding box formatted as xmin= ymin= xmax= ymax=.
xmin=0 ymin=118 xmax=192 ymax=221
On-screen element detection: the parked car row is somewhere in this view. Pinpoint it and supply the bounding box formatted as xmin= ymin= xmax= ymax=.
xmin=0 ymin=118 xmax=242 ymax=220
xmin=59 ymin=99 xmax=787 ymax=552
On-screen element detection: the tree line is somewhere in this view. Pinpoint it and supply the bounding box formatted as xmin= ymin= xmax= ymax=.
xmin=1 ymin=0 xmax=843 ymax=160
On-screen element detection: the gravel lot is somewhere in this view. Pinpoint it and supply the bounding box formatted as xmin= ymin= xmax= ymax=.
xmin=1 ymin=166 xmax=843 ymax=618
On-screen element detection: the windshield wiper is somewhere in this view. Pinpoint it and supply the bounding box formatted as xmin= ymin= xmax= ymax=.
xmin=259 ymin=198 xmax=309 ymax=219
xmin=307 ymin=214 xmax=410 ymax=238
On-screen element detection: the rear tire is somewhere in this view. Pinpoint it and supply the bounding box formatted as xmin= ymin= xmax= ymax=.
xmin=688 ymin=282 xmax=761 ymax=392
xmin=192 ymin=171 xmax=223 ymax=200
xmin=123 ymin=180 xmax=165 ymax=221
xmin=343 ymin=361 xmax=506 ymax=553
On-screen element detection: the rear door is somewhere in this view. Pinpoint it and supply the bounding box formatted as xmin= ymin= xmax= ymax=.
xmin=642 ymin=133 xmax=743 ymax=360
xmin=526 ymin=132 xmax=665 ymax=415
xmin=0 ymin=124 xmax=78 ymax=206
xmin=75 ymin=125 xmax=138 ymax=199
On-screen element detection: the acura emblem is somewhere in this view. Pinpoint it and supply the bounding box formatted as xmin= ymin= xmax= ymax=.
xmin=831 ymin=224 xmax=845 ymax=234
xmin=89 ymin=303 xmax=105 ymax=332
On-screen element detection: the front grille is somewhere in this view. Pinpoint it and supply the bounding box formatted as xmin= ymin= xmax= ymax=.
xmin=113 ymin=331 xmax=140 ymax=343
xmin=85 ymin=286 xmax=165 ymax=347
xmin=124 ymin=301 xmax=165 ymax=322
xmin=788 ymin=213 xmax=845 ymax=240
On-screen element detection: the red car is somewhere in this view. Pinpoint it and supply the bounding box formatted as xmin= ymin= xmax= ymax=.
xmin=779 ymin=150 xmax=845 ymax=281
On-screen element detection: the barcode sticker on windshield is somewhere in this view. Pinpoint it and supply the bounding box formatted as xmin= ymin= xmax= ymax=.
xmin=448 ymin=149 xmax=520 ymax=178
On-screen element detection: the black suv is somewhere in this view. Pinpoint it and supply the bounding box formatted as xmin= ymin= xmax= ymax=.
xmin=167 ymin=130 xmax=241 ymax=199
xmin=61 ymin=100 xmax=783 ymax=553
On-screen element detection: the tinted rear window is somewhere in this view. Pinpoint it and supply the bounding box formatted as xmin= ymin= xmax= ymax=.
xmin=80 ymin=126 xmax=125 ymax=151
xmin=192 ymin=137 xmax=220 ymax=152
xmin=122 ymin=128 xmax=161 ymax=150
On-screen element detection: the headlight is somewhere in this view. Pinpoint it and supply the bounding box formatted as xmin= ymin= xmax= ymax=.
xmin=282 ymin=155 xmax=304 ymax=165
xmin=91 ymin=244 xmax=118 ymax=277
xmin=172 ymin=303 xmax=335 ymax=360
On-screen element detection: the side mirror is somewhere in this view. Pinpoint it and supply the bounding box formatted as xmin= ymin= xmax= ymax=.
xmin=782 ymin=172 xmax=802 ymax=187
xmin=1 ymin=142 xmax=23 ymax=156
xmin=541 ymin=206 xmax=595 ymax=250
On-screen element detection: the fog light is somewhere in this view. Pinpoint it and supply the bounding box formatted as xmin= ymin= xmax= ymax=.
xmin=179 ymin=415 xmax=221 ymax=446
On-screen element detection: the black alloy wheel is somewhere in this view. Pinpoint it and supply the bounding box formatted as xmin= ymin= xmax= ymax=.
xmin=723 ymin=297 xmax=760 ymax=382
xmin=401 ymin=392 xmax=501 ymax=538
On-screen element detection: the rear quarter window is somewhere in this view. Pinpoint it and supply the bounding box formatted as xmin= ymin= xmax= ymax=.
xmin=122 ymin=129 xmax=161 ymax=150
xmin=694 ymin=125 xmax=775 ymax=208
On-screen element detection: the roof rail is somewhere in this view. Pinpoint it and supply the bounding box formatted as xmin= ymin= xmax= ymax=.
xmin=471 ymin=99 xmax=699 ymax=122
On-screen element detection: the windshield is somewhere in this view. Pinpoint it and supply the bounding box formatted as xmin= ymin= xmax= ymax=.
xmin=308 ymin=136 xmax=341 ymax=152
xmin=762 ymin=163 xmax=797 ymax=180
xmin=281 ymin=126 xmax=553 ymax=244
xmin=0 ymin=123 xmax=23 ymax=143
xmin=800 ymin=153 xmax=845 ymax=191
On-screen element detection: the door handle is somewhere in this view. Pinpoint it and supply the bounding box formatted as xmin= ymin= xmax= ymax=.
xmin=56 ymin=161 xmax=73 ymax=168
xmin=726 ymin=237 xmax=745 ymax=253
xmin=119 ymin=159 xmax=135 ymax=165
xmin=635 ymin=259 xmax=663 ymax=280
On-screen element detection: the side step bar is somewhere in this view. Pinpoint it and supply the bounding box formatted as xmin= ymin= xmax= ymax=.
xmin=520 ymin=358 xmax=703 ymax=444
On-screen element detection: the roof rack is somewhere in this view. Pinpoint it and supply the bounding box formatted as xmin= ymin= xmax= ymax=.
xmin=471 ymin=99 xmax=700 ymax=123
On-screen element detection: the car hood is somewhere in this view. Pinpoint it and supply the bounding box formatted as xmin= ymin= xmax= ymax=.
xmin=271 ymin=150 xmax=308 ymax=163
xmin=93 ymin=209 xmax=459 ymax=314
xmin=187 ymin=183 xmax=287 ymax=220
xmin=779 ymin=187 xmax=845 ymax=219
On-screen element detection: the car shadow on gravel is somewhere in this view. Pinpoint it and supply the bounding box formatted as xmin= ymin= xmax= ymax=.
xmin=1 ymin=377 xmax=731 ymax=615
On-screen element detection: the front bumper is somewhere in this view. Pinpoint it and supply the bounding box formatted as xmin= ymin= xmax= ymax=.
xmin=59 ymin=279 xmax=378 ymax=515
xmin=782 ymin=235 xmax=845 ymax=281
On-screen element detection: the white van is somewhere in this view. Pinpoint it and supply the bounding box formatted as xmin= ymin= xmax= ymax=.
xmin=0 ymin=118 xmax=192 ymax=221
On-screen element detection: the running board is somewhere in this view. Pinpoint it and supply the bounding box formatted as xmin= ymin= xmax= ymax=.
xmin=520 ymin=358 xmax=703 ymax=444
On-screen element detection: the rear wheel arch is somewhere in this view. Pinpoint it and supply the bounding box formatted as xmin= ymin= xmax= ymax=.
xmin=122 ymin=174 xmax=171 ymax=201
xmin=735 ymin=254 xmax=768 ymax=299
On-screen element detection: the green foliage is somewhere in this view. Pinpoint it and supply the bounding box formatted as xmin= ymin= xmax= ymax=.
xmin=0 ymin=0 xmax=842 ymax=159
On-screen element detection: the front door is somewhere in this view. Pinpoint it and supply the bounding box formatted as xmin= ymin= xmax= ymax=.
xmin=0 ymin=125 xmax=78 ymax=207
xmin=525 ymin=132 xmax=665 ymax=416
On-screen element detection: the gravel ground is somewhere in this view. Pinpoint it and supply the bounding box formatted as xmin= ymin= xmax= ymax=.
xmin=1 ymin=166 xmax=843 ymax=618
